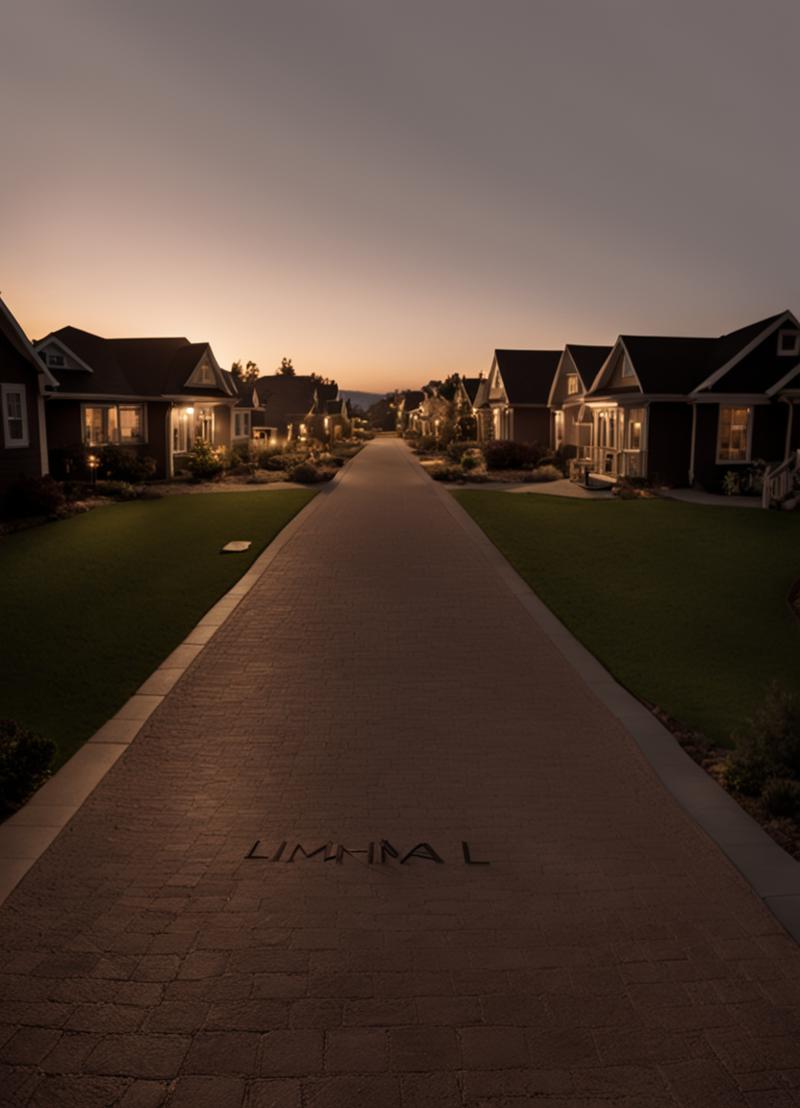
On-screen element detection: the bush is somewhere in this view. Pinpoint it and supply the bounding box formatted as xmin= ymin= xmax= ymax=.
xmin=447 ymin=440 xmax=480 ymax=463
xmin=289 ymin=461 xmax=329 ymax=484
xmin=527 ymin=465 xmax=562 ymax=483
xmin=484 ymin=440 xmax=548 ymax=470
xmin=227 ymin=444 xmax=252 ymax=468
xmin=415 ymin=435 xmax=439 ymax=454
xmin=724 ymin=684 xmax=800 ymax=795
xmin=429 ymin=463 xmax=465 ymax=482
xmin=0 ymin=719 xmax=55 ymax=817
xmin=3 ymin=475 xmax=66 ymax=519
xmin=186 ymin=438 xmax=225 ymax=480
xmin=460 ymin=449 xmax=484 ymax=472
xmin=93 ymin=480 xmax=142 ymax=501
xmin=762 ymin=778 xmax=800 ymax=821
xmin=98 ymin=445 xmax=157 ymax=483
xmin=259 ymin=450 xmax=304 ymax=471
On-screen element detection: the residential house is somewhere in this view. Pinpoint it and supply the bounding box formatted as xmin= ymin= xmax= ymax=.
xmin=251 ymin=375 xmax=341 ymax=444
xmin=579 ymin=311 xmax=800 ymax=488
xmin=454 ymin=375 xmax=490 ymax=440
xmin=0 ymin=297 xmax=56 ymax=490
xmin=34 ymin=327 xmax=238 ymax=478
xmin=392 ymin=389 xmax=425 ymax=434
xmin=223 ymin=371 xmax=260 ymax=448
xmin=485 ymin=350 xmax=562 ymax=443
xmin=547 ymin=344 xmax=612 ymax=469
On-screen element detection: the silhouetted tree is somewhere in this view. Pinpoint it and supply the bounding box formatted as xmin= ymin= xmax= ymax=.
xmin=231 ymin=359 xmax=260 ymax=385
xmin=278 ymin=357 xmax=295 ymax=376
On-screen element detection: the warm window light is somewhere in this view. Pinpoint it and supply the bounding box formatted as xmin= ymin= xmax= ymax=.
xmin=185 ymin=407 xmax=195 ymax=416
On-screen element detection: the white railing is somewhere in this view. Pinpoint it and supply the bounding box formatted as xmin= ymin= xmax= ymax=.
xmin=762 ymin=449 xmax=800 ymax=508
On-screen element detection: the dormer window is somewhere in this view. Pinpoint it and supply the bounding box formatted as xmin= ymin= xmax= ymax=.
xmin=778 ymin=329 xmax=800 ymax=356
xmin=566 ymin=374 xmax=579 ymax=395
xmin=48 ymin=353 xmax=65 ymax=367
xmin=195 ymin=362 xmax=215 ymax=384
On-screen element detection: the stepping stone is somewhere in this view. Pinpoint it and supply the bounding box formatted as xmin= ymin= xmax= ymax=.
xmin=221 ymin=540 xmax=252 ymax=553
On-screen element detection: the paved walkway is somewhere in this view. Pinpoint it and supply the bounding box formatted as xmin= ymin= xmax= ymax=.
xmin=1 ymin=437 xmax=799 ymax=1108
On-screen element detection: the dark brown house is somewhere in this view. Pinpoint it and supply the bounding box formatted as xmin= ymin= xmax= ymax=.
xmin=572 ymin=311 xmax=800 ymax=488
xmin=484 ymin=349 xmax=561 ymax=443
xmin=0 ymin=297 xmax=56 ymax=491
xmin=35 ymin=327 xmax=238 ymax=478
xmin=252 ymin=375 xmax=341 ymax=444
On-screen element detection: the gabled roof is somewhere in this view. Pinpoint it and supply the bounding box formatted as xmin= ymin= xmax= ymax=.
xmin=35 ymin=327 xmax=233 ymax=399
xmin=616 ymin=335 xmax=718 ymax=394
xmin=0 ymin=297 xmax=58 ymax=387
xmin=460 ymin=377 xmax=484 ymax=404
xmin=254 ymin=375 xmax=321 ymax=425
xmin=222 ymin=370 xmax=260 ymax=408
xmin=400 ymin=389 xmax=425 ymax=410
xmin=564 ymin=345 xmax=613 ymax=390
xmin=494 ymin=349 xmax=562 ymax=405
xmin=590 ymin=311 xmax=794 ymax=397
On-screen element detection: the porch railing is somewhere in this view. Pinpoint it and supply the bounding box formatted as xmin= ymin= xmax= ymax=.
xmin=762 ymin=449 xmax=800 ymax=509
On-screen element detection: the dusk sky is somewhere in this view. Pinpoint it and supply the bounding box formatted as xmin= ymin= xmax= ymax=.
xmin=4 ymin=0 xmax=799 ymax=392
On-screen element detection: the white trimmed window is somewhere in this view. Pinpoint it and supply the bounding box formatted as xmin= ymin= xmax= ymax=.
xmin=566 ymin=373 xmax=579 ymax=396
xmin=83 ymin=403 xmax=145 ymax=446
xmin=2 ymin=384 xmax=29 ymax=448
xmin=778 ymin=330 xmax=800 ymax=356
xmin=626 ymin=408 xmax=644 ymax=451
xmin=195 ymin=362 xmax=215 ymax=384
xmin=234 ymin=411 xmax=250 ymax=437
xmin=47 ymin=353 xmax=65 ymax=368
xmin=717 ymin=406 xmax=751 ymax=463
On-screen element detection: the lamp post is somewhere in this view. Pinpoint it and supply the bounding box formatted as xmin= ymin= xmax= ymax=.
xmin=324 ymin=415 xmax=331 ymax=448
xmin=87 ymin=453 xmax=99 ymax=487
xmin=434 ymin=418 xmax=441 ymax=448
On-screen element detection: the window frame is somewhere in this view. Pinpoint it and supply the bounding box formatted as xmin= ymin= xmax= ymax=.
xmin=1 ymin=383 xmax=30 ymax=448
xmin=565 ymin=373 xmax=579 ymax=396
xmin=716 ymin=405 xmax=753 ymax=464
xmin=777 ymin=329 xmax=800 ymax=357
xmin=81 ymin=402 xmax=147 ymax=447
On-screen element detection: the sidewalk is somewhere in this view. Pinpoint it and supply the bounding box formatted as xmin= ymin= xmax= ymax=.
xmin=0 ymin=437 xmax=798 ymax=1107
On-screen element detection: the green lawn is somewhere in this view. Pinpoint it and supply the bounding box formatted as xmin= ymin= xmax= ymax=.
xmin=455 ymin=493 xmax=800 ymax=744
xmin=0 ymin=491 xmax=314 ymax=767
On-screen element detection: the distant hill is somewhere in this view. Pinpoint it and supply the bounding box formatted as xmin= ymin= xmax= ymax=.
xmin=340 ymin=390 xmax=386 ymax=411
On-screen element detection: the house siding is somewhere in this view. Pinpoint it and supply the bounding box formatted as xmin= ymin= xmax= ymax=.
xmin=510 ymin=407 xmax=550 ymax=445
xmin=692 ymin=403 xmax=786 ymax=491
xmin=46 ymin=399 xmax=171 ymax=478
xmin=0 ymin=339 xmax=45 ymax=489
xmin=647 ymin=403 xmax=692 ymax=486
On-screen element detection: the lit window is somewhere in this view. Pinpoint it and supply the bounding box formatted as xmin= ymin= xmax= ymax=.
xmin=778 ymin=330 xmax=800 ymax=356
xmin=566 ymin=374 xmax=579 ymax=395
xmin=718 ymin=406 xmax=751 ymax=462
xmin=626 ymin=408 xmax=644 ymax=450
xmin=119 ymin=405 xmax=143 ymax=442
xmin=2 ymin=385 xmax=29 ymax=447
xmin=84 ymin=404 xmax=144 ymax=445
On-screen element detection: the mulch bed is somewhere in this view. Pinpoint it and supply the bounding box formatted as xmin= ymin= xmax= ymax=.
xmin=649 ymin=705 xmax=800 ymax=862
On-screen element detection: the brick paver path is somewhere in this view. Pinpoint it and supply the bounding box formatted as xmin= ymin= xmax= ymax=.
xmin=2 ymin=437 xmax=800 ymax=1108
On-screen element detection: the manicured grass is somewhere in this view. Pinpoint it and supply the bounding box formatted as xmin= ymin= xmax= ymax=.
xmin=455 ymin=493 xmax=800 ymax=744
xmin=0 ymin=491 xmax=314 ymax=767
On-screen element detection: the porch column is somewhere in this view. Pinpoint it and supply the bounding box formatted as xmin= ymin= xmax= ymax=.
xmin=785 ymin=399 xmax=794 ymax=460
xmin=688 ymin=403 xmax=697 ymax=486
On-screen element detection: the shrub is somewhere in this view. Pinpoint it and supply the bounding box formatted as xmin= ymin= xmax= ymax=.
xmin=762 ymin=778 xmax=800 ymax=821
xmin=3 ymin=475 xmax=66 ymax=519
xmin=724 ymin=684 xmax=800 ymax=795
xmin=289 ymin=461 xmax=327 ymax=484
xmin=484 ymin=440 xmax=548 ymax=470
xmin=98 ymin=445 xmax=157 ymax=483
xmin=259 ymin=450 xmax=304 ymax=471
xmin=227 ymin=444 xmax=252 ymax=469
xmin=460 ymin=449 xmax=484 ymax=472
xmin=0 ymin=719 xmax=55 ymax=817
xmin=415 ymin=435 xmax=439 ymax=454
xmin=722 ymin=471 xmax=740 ymax=496
xmin=447 ymin=440 xmax=480 ymax=463
xmin=527 ymin=464 xmax=562 ymax=483
xmin=186 ymin=438 xmax=225 ymax=480
xmin=93 ymin=480 xmax=142 ymax=501
xmin=429 ymin=463 xmax=465 ymax=482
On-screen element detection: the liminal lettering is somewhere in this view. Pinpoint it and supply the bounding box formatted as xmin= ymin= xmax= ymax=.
xmin=245 ymin=838 xmax=490 ymax=865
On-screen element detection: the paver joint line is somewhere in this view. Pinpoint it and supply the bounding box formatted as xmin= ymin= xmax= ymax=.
xmin=0 ymin=436 xmax=798 ymax=1108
